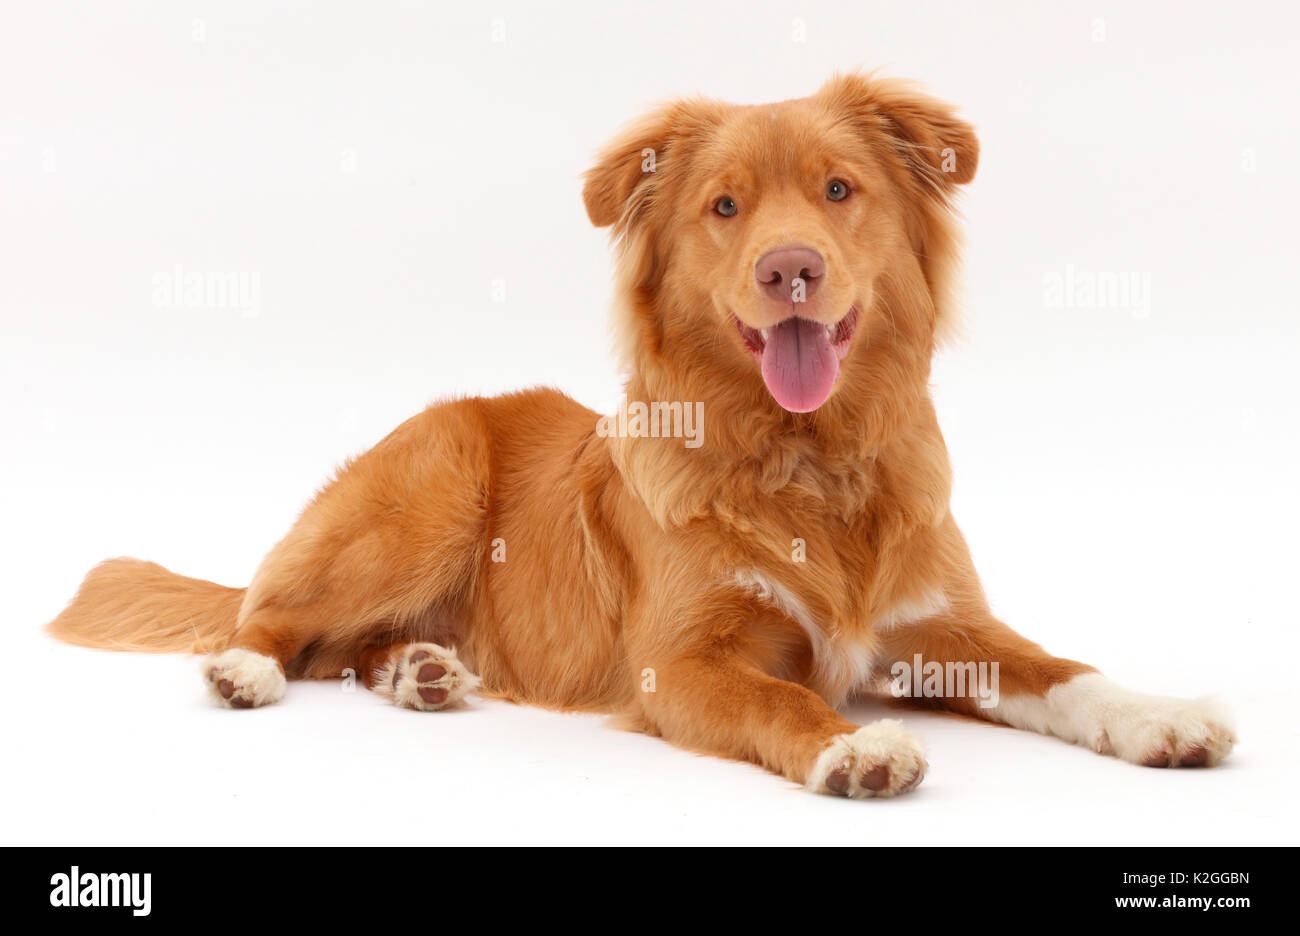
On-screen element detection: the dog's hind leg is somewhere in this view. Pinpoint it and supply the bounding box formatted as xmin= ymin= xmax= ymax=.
xmin=200 ymin=400 xmax=493 ymax=709
xmin=358 ymin=641 xmax=479 ymax=711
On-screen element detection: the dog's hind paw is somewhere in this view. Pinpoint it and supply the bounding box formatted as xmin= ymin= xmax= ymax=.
xmin=377 ymin=642 xmax=478 ymax=711
xmin=807 ymin=719 xmax=927 ymax=799
xmin=202 ymin=648 xmax=286 ymax=709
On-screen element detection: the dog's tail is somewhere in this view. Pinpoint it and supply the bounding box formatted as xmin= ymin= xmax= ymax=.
xmin=46 ymin=558 xmax=244 ymax=654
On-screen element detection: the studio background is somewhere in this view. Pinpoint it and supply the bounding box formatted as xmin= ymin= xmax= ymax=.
xmin=3 ymin=1 xmax=1297 ymax=844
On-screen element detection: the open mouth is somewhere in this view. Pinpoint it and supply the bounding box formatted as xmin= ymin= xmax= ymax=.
xmin=733 ymin=307 xmax=860 ymax=413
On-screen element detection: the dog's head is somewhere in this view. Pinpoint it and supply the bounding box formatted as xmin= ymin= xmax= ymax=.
xmin=584 ymin=73 xmax=977 ymax=415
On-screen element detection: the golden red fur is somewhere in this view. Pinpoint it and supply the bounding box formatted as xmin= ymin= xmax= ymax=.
xmin=47 ymin=74 xmax=1234 ymax=797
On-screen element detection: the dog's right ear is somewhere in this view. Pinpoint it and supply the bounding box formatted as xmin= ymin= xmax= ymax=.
xmin=582 ymin=99 xmax=722 ymax=228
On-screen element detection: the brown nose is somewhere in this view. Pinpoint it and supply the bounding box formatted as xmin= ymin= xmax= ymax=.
xmin=755 ymin=245 xmax=825 ymax=303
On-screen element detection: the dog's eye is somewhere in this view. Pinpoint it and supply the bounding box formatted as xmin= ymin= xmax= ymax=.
xmin=714 ymin=196 xmax=738 ymax=217
xmin=826 ymin=180 xmax=850 ymax=202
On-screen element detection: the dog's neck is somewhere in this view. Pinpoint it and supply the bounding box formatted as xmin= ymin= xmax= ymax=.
xmin=607 ymin=286 xmax=950 ymax=531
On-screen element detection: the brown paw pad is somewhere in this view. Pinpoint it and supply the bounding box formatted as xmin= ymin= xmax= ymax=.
xmin=214 ymin=677 xmax=253 ymax=708
xmin=826 ymin=761 xmax=852 ymax=795
xmin=1176 ymin=745 xmax=1209 ymax=768
xmin=1142 ymin=750 xmax=1172 ymax=768
xmin=418 ymin=686 xmax=449 ymax=705
xmin=860 ymin=764 xmax=890 ymax=792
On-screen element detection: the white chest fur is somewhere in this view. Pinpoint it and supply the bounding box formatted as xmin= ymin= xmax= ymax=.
xmin=732 ymin=568 xmax=948 ymax=701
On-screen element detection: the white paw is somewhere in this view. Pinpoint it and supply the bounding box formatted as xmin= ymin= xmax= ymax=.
xmin=375 ymin=643 xmax=479 ymax=712
xmin=202 ymin=648 xmax=286 ymax=709
xmin=994 ymin=673 xmax=1236 ymax=768
xmin=807 ymin=720 xmax=927 ymax=798
xmin=1089 ymin=690 xmax=1235 ymax=768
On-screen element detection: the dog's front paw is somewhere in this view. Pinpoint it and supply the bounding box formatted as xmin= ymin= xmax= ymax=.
xmin=1094 ymin=693 xmax=1236 ymax=768
xmin=377 ymin=643 xmax=478 ymax=711
xmin=807 ymin=720 xmax=927 ymax=798
xmin=1028 ymin=673 xmax=1236 ymax=768
xmin=202 ymin=648 xmax=286 ymax=709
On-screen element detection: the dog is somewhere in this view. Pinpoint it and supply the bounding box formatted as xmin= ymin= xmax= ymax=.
xmin=48 ymin=73 xmax=1234 ymax=798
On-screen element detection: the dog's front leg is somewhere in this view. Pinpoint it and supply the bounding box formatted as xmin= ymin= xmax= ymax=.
xmin=877 ymin=606 xmax=1236 ymax=767
xmin=631 ymin=593 xmax=927 ymax=798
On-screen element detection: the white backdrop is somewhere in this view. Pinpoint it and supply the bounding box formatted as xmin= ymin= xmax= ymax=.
xmin=3 ymin=1 xmax=1297 ymax=844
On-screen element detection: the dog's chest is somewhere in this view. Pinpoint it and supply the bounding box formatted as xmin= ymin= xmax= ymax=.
xmin=732 ymin=567 xmax=948 ymax=702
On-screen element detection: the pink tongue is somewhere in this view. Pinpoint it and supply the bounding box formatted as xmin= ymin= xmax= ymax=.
xmin=760 ymin=317 xmax=839 ymax=412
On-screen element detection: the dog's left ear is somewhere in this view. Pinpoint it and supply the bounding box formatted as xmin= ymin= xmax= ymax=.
xmin=583 ymin=98 xmax=724 ymax=228
xmin=823 ymin=73 xmax=979 ymax=190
